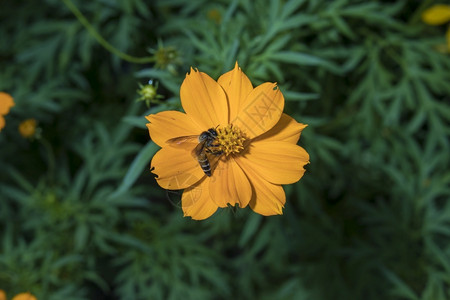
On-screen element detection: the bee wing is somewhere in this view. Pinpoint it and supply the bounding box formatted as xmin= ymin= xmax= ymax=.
xmin=206 ymin=152 xmax=222 ymax=176
xmin=166 ymin=135 xmax=198 ymax=146
xmin=191 ymin=141 xmax=206 ymax=158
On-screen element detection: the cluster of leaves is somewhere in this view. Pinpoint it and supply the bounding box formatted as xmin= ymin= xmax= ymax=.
xmin=1 ymin=0 xmax=449 ymax=299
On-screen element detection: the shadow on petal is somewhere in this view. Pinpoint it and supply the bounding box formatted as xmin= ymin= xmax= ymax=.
xmin=182 ymin=177 xmax=218 ymax=220
xmin=151 ymin=147 xmax=205 ymax=190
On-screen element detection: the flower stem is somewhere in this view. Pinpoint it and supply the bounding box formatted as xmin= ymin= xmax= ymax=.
xmin=62 ymin=0 xmax=155 ymax=64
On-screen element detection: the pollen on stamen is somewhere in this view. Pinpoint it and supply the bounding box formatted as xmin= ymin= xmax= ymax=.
xmin=216 ymin=125 xmax=246 ymax=156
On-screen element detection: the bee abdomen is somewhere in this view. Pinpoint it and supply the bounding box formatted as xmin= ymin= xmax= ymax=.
xmin=198 ymin=157 xmax=212 ymax=176
xmin=202 ymin=167 xmax=211 ymax=176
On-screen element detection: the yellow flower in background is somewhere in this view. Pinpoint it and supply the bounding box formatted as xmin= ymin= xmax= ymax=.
xmin=422 ymin=4 xmax=450 ymax=51
xmin=207 ymin=9 xmax=222 ymax=24
xmin=19 ymin=119 xmax=37 ymax=138
xmin=11 ymin=293 xmax=37 ymax=300
xmin=146 ymin=63 xmax=309 ymax=220
xmin=0 ymin=291 xmax=37 ymax=300
xmin=0 ymin=92 xmax=15 ymax=131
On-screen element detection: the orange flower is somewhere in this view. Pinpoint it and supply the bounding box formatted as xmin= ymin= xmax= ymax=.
xmin=0 ymin=291 xmax=37 ymax=300
xmin=0 ymin=92 xmax=15 ymax=131
xmin=146 ymin=63 xmax=309 ymax=220
xmin=11 ymin=293 xmax=37 ymax=300
xmin=207 ymin=9 xmax=222 ymax=24
xmin=18 ymin=119 xmax=37 ymax=138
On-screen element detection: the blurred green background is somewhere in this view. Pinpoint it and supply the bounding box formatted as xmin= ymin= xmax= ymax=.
xmin=1 ymin=0 xmax=450 ymax=299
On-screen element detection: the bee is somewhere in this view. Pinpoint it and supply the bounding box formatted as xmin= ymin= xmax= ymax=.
xmin=166 ymin=128 xmax=222 ymax=176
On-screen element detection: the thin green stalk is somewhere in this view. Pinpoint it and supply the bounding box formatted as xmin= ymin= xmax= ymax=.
xmin=40 ymin=138 xmax=56 ymax=182
xmin=62 ymin=0 xmax=155 ymax=64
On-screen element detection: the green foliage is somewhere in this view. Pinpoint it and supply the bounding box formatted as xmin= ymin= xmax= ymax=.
xmin=1 ymin=0 xmax=450 ymax=299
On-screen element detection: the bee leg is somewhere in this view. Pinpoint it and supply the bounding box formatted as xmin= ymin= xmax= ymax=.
xmin=207 ymin=143 xmax=223 ymax=155
xmin=206 ymin=147 xmax=223 ymax=156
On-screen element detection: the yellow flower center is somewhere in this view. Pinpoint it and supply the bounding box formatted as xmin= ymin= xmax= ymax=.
xmin=216 ymin=125 xmax=246 ymax=156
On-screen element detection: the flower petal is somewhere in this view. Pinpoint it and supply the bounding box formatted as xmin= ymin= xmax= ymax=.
xmin=182 ymin=178 xmax=218 ymax=220
xmin=209 ymin=158 xmax=252 ymax=208
xmin=233 ymin=82 xmax=284 ymax=139
xmin=151 ymin=147 xmax=205 ymax=189
xmin=0 ymin=116 xmax=5 ymax=131
xmin=253 ymin=113 xmax=307 ymax=144
xmin=146 ymin=111 xmax=201 ymax=147
xmin=422 ymin=5 xmax=450 ymax=25
xmin=237 ymin=141 xmax=309 ymax=185
xmin=217 ymin=62 xmax=253 ymax=122
xmin=0 ymin=92 xmax=14 ymax=115
xmin=180 ymin=68 xmax=229 ymax=128
xmin=242 ymin=164 xmax=286 ymax=215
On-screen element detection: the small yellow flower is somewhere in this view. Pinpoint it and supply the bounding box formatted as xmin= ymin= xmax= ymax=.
xmin=422 ymin=4 xmax=450 ymax=51
xmin=0 ymin=290 xmax=6 ymax=300
xmin=146 ymin=63 xmax=309 ymax=220
xmin=137 ymin=80 xmax=164 ymax=107
xmin=18 ymin=119 xmax=37 ymax=138
xmin=0 ymin=92 xmax=15 ymax=131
